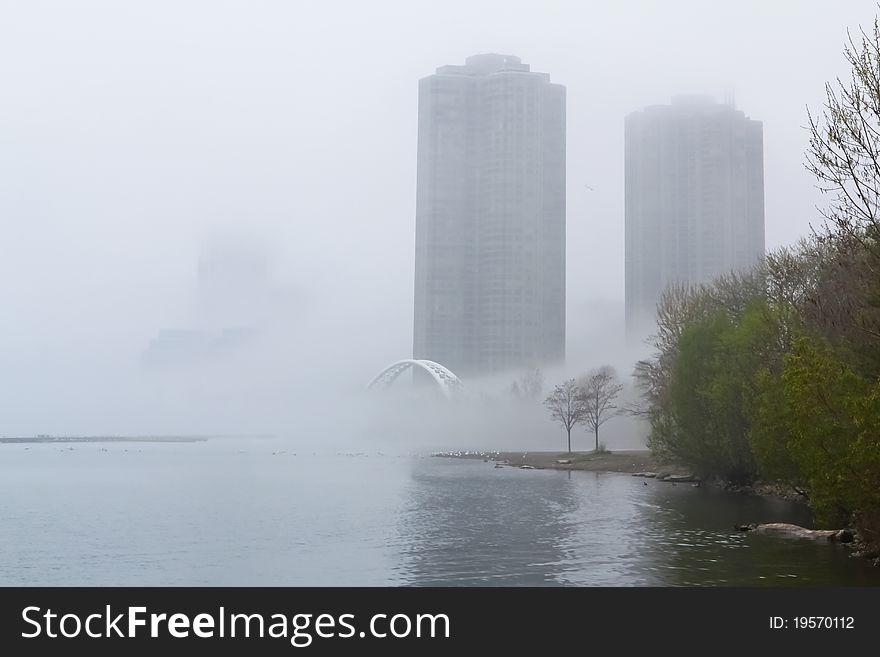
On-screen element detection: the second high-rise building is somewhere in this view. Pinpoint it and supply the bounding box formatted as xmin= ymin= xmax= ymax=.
xmin=413 ymin=54 xmax=566 ymax=376
xmin=625 ymin=95 xmax=765 ymax=340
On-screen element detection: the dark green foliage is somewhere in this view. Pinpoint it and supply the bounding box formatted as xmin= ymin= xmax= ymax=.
xmin=647 ymin=304 xmax=780 ymax=483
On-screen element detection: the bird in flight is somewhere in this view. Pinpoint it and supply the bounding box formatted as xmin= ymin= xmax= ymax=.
xmin=584 ymin=184 xmax=595 ymax=191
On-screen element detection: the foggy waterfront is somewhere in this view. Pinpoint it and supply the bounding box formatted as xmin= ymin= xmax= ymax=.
xmin=3 ymin=1 xmax=880 ymax=595
xmin=1 ymin=438 xmax=876 ymax=587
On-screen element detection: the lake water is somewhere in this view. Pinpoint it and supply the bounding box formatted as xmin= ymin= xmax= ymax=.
xmin=1 ymin=438 xmax=877 ymax=586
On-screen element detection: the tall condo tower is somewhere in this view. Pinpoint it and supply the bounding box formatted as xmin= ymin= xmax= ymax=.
xmin=413 ymin=54 xmax=566 ymax=375
xmin=625 ymin=95 xmax=765 ymax=339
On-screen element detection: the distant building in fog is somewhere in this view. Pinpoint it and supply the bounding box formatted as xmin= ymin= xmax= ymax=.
xmin=141 ymin=235 xmax=283 ymax=369
xmin=141 ymin=328 xmax=257 ymax=368
xmin=625 ymin=95 xmax=765 ymax=340
xmin=413 ymin=54 xmax=566 ymax=376
xmin=196 ymin=238 xmax=272 ymax=332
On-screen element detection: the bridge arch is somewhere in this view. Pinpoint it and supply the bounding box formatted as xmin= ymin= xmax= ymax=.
xmin=368 ymin=359 xmax=463 ymax=399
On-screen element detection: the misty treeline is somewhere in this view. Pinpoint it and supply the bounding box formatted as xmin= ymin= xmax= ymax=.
xmin=635 ymin=17 xmax=880 ymax=546
xmin=543 ymin=367 xmax=623 ymax=453
xmin=508 ymin=368 xmax=545 ymax=401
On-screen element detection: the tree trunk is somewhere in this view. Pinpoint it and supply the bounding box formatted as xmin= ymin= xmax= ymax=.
xmin=595 ymin=426 xmax=599 ymax=452
xmin=567 ymin=427 xmax=571 ymax=454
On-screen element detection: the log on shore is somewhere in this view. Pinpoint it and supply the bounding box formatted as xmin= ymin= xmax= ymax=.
xmin=749 ymin=523 xmax=854 ymax=542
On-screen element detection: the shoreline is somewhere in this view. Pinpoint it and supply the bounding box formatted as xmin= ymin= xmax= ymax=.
xmin=434 ymin=449 xmax=809 ymax=501
xmin=0 ymin=436 xmax=209 ymax=444
xmin=433 ymin=449 xmax=692 ymax=476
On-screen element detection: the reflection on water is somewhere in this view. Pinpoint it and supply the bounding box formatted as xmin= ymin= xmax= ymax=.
xmin=394 ymin=461 xmax=878 ymax=586
xmin=395 ymin=462 xmax=581 ymax=585
xmin=0 ymin=440 xmax=877 ymax=586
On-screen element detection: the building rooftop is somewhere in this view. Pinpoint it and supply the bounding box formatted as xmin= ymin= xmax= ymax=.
xmin=434 ymin=54 xmax=546 ymax=78
xmin=629 ymin=95 xmax=753 ymax=120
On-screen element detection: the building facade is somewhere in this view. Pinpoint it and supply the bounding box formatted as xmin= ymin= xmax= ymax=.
xmin=625 ymin=95 xmax=765 ymax=339
xmin=413 ymin=54 xmax=566 ymax=376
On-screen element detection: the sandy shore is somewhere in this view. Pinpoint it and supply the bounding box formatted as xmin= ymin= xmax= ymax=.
xmin=434 ymin=449 xmax=690 ymax=475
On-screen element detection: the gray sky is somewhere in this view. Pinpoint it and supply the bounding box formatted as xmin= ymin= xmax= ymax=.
xmin=1 ymin=0 xmax=876 ymax=434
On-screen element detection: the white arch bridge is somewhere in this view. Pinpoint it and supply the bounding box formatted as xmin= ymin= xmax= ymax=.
xmin=368 ymin=359 xmax=464 ymax=399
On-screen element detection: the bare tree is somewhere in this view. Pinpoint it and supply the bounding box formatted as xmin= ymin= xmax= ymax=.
xmin=807 ymin=16 xmax=880 ymax=268
xmin=543 ymin=379 xmax=587 ymax=454
xmin=579 ymin=366 xmax=624 ymax=452
xmin=804 ymin=17 xmax=880 ymax=367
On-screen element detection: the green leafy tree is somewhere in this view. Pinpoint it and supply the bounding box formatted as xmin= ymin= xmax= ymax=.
xmin=672 ymin=313 xmax=754 ymax=482
xmin=756 ymin=337 xmax=880 ymax=530
xmin=632 ymin=9 xmax=880 ymax=551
